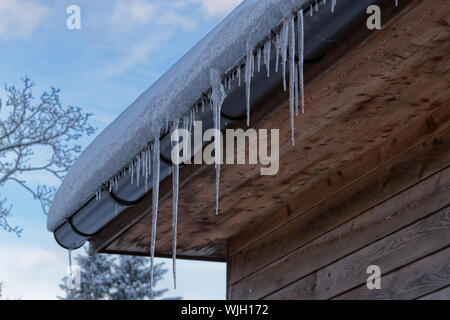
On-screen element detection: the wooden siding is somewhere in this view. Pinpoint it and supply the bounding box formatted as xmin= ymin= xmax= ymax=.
xmin=226 ymin=0 xmax=450 ymax=300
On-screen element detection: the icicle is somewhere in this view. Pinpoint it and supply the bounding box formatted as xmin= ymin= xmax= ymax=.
xmin=170 ymin=120 xmax=180 ymax=290
xmin=210 ymin=69 xmax=227 ymax=216
xmin=245 ymin=42 xmax=254 ymax=127
xmin=280 ymin=20 xmax=289 ymax=92
xmin=395 ymin=0 xmax=398 ymax=6
xmin=310 ymin=4 xmax=313 ymax=16
xmin=323 ymin=0 xmax=327 ymax=5
xmin=298 ymin=9 xmax=305 ymax=115
xmin=201 ymin=98 xmax=205 ymax=112
xmin=136 ymin=155 xmax=141 ymax=187
xmin=150 ymin=138 xmax=160 ymax=300
xmin=68 ymin=249 xmax=73 ymax=283
xmin=148 ymin=148 xmax=152 ymax=178
xmin=331 ymin=0 xmax=336 ymax=13
xmin=109 ymin=178 xmax=112 ymax=192
xmin=144 ymin=151 xmax=148 ymax=192
xmin=295 ymin=62 xmax=299 ymax=116
xmin=316 ymin=0 xmax=319 ymax=11
xmin=115 ymin=202 xmax=118 ymax=216
xmin=263 ymin=39 xmax=271 ymax=78
xmin=257 ymin=48 xmax=262 ymax=73
xmin=131 ymin=161 xmax=134 ymax=184
xmin=289 ymin=16 xmax=296 ymax=146
xmin=237 ymin=66 xmax=241 ymax=87
xmin=275 ymin=33 xmax=281 ymax=73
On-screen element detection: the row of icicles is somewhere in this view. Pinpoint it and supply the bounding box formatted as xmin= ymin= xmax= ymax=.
xmin=68 ymin=0 xmax=401 ymax=299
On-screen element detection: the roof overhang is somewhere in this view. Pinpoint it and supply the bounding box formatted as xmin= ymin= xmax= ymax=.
xmin=50 ymin=0 xmax=430 ymax=260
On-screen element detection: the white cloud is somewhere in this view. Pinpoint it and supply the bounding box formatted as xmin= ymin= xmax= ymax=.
xmin=93 ymin=32 xmax=172 ymax=79
xmin=0 ymin=0 xmax=49 ymax=40
xmin=110 ymin=0 xmax=156 ymax=28
xmin=194 ymin=0 xmax=243 ymax=18
xmin=157 ymin=11 xmax=196 ymax=31
xmin=0 ymin=245 xmax=66 ymax=299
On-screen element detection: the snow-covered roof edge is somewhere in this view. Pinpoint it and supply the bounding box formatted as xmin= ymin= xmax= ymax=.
xmin=48 ymin=0 xmax=310 ymax=232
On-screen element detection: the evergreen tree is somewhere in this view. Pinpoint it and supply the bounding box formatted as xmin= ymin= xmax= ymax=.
xmin=59 ymin=249 xmax=170 ymax=300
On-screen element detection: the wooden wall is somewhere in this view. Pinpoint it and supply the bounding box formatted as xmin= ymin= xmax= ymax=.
xmin=227 ymin=0 xmax=450 ymax=300
xmin=227 ymin=129 xmax=450 ymax=300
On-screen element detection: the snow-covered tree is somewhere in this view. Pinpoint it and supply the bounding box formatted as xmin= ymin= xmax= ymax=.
xmin=0 ymin=77 xmax=95 ymax=235
xmin=59 ymin=250 xmax=174 ymax=300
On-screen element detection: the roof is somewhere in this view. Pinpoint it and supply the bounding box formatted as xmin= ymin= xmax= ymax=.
xmin=48 ymin=0 xmax=308 ymax=232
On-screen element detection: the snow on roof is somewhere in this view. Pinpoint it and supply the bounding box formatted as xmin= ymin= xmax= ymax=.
xmin=48 ymin=0 xmax=307 ymax=232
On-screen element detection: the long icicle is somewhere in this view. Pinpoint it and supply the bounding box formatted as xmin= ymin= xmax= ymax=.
xmin=171 ymin=120 xmax=180 ymax=290
xmin=150 ymin=138 xmax=160 ymax=300
xmin=245 ymin=42 xmax=254 ymax=127
xmin=210 ymin=69 xmax=227 ymax=216
xmin=263 ymin=39 xmax=271 ymax=78
xmin=298 ymin=9 xmax=305 ymax=115
xmin=68 ymin=249 xmax=73 ymax=285
xmin=289 ymin=16 xmax=296 ymax=146
xmin=280 ymin=20 xmax=289 ymax=92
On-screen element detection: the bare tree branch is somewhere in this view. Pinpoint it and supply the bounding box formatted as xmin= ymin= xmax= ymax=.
xmin=0 ymin=77 xmax=96 ymax=235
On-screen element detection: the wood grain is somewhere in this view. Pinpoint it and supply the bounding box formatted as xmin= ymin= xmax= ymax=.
xmin=230 ymin=164 xmax=450 ymax=299
xmin=265 ymin=206 xmax=450 ymax=300
xmin=229 ymin=127 xmax=450 ymax=285
xmin=334 ymin=247 xmax=450 ymax=300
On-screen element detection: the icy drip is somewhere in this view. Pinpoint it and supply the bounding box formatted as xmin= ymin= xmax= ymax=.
xmin=150 ymin=139 xmax=160 ymax=300
xmin=280 ymin=20 xmax=289 ymax=92
xmin=310 ymin=4 xmax=313 ymax=16
xmin=263 ymin=39 xmax=271 ymax=77
xmin=275 ymin=33 xmax=281 ymax=73
xmin=331 ymin=0 xmax=336 ymax=13
xmin=316 ymin=0 xmax=319 ymax=12
xmin=210 ymin=69 xmax=227 ymax=216
xmin=298 ymin=9 xmax=305 ymax=115
xmin=136 ymin=154 xmax=141 ymax=187
xmin=245 ymin=43 xmax=254 ymax=127
xmin=171 ymin=121 xmax=180 ymax=290
xmin=256 ymin=48 xmax=262 ymax=73
xmin=68 ymin=249 xmax=73 ymax=281
xmin=288 ymin=16 xmax=296 ymax=146
xmin=237 ymin=66 xmax=241 ymax=87
xmin=295 ymin=62 xmax=299 ymax=116
xmin=395 ymin=0 xmax=398 ymax=6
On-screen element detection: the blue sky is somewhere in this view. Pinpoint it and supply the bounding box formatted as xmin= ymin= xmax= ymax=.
xmin=0 ymin=0 xmax=243 ymax=299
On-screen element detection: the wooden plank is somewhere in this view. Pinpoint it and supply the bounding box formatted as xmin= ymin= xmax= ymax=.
xmin=418 ymin=286 xmax=450 ymax=300
xmin=230 ymin=164 xmax=450 ymax=299
xmin=265 ymin=206 xmax=450 ymax=300
xmin=334 ymin=247 xmax=450 ymax=300
xmin=229 ymin=127 xmax=450 ymax=284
